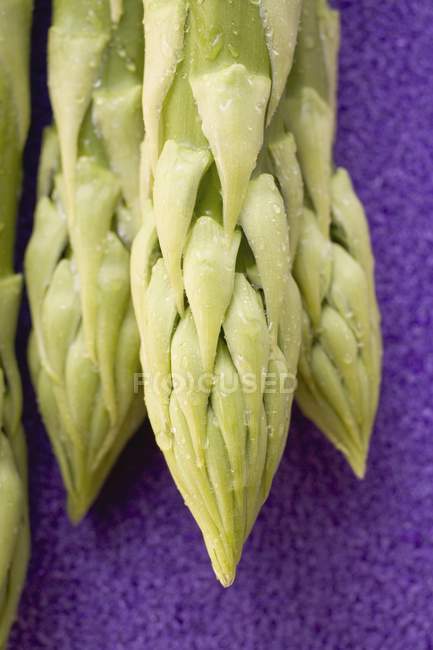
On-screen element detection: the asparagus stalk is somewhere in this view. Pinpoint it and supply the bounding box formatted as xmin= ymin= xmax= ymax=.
xmin=131 ymin=0 xmax=302 ymax=586
xmin=25 ymin=0 xmax=146 ymax=522
xmin=268 ymin=0 xmax=382 ymax=477
xmin=0 ymin=1 xmax=32 ymax=645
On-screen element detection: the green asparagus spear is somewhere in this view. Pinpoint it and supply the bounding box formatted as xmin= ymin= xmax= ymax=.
xmin=25 ymin=0 xmax=146 ymax=522
xmin=0 ymin=1 xmax=32 ymax=645
xmin=131 ymin=0 xmax=302 ymax=586
xmin=268 ymin=0 xmax=382 ymax=477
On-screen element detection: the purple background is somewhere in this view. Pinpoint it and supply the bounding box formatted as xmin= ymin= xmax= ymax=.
xmin=9 ymin=1 xmax=433 ymax=648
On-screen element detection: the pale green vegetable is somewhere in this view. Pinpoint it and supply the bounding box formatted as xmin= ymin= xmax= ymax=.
xmin=25 ymin=0 xmax=146 ymax=522
xmin=0 ymin=1 xmax=32 ymax=646
xmin=267 ymin=0 xmax=382 ymax=477
xmin=132 ymin=0 xmax=302 ymax=586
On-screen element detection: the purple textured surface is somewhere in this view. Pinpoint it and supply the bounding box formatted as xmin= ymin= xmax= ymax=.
xmin=8 ymin=1 xmax=433 ymax=648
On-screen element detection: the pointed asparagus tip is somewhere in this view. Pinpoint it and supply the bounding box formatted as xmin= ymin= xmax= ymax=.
xmin=213 ymin=555 xmax=237 ymax=588
xmin=67 ymin=495 xmax=88 ymax=525
xmin=346 ymin=447 xmax=367 ymax=480
xmin=67 ymin=483 xmax=95 ymax=524
xmin=209 ymin=536 xmax=240 ymax=588
xmin=217 ymin=570 xmax=236 ymax=589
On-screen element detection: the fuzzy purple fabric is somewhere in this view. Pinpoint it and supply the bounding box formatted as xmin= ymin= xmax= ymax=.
xmin=8 ymin=1 xmax=433 ymax=648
